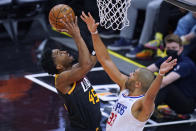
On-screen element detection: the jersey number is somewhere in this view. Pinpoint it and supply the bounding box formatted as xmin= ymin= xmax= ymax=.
xmin=107 ymin=112 xmax=117 ymax=126
xmin=89 ymin=89 xmax=99 ymax=104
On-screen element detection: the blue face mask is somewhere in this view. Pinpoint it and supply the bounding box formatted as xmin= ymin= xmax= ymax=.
xmin=166 ymin=50 xmax=178 ymax=60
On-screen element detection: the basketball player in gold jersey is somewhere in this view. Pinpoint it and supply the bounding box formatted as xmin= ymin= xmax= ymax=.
xmin=81 ymin=12 xmax=177 ymax=131
xmin=41 ymin=16 xmax=101 ymax=131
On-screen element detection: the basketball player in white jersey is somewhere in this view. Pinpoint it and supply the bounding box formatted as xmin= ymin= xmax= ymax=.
xmin=81 ymin=12 xmax=177 ymax=131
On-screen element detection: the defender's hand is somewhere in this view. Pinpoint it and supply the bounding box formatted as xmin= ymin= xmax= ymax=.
xmin=80 ymin=11 xmax=99 ymax=34
xmin=159 ymin=56 xmax=177 ymax=75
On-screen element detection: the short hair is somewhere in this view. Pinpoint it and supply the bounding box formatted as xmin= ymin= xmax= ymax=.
xmin=164 ymin=34 xmax=182 ymax=47
xmin=41 ymin=49 xmax=59 ymax=75
xmin=137 ymin=68 xmax=155 ymax=92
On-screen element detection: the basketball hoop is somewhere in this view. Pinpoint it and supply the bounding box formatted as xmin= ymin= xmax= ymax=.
xmin=97 ymin=0 xmax=132 ymax=30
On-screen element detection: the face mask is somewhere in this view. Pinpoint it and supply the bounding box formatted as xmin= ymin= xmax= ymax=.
xmin=166 ymin=50 xmax=178 ymax=60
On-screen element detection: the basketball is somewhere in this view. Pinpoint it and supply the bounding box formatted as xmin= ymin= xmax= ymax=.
xmin=49 ymin=4 xmax=75 ymax=30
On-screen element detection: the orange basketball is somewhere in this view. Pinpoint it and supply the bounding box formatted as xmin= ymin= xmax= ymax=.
xmin=49 ymin=4 xmax=75 ymax=30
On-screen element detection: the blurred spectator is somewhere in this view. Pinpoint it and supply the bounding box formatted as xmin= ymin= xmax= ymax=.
xmin=180 ymin=24 xmax=196 ymax=56
xmin=107 ymin=0 xmax=163 ymax=53
xmin=144 ymin=1 xmax=187 ymax=50
xmin=180 ymin=26 xmax=196 ymax=44
xmin=174 ymin=12 xmax=196 ymax=37
xmin=136 ymin=1 xmax=187 ymax=59
xmin=174 ymin=12 xmax=196 ymax=55
xmin=147 ymin=34 xmax=196 ymax=115
xmin=144 ymin=12 xmax=196 ymax=58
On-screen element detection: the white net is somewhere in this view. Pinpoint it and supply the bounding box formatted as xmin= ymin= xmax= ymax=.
xmin=97 ymin=0 xmax=132 ymax=30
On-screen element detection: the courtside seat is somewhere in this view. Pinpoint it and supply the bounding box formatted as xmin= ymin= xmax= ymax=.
xmin=0 ymin=0 xmax=13 ymax=19
xmin=0 ymin=0 xmax=48 ymax=42
xmin=0 ymin=0 xmax=14 ymax=39
xmin=14 ymin=0 xmax=51 ymax=59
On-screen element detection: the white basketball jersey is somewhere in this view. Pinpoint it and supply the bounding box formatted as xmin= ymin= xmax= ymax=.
xmin=106 ymin=90 xmax=147 ymax=131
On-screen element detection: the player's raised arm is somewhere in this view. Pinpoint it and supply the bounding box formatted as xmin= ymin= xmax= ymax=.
xmin=142 ymin=57 xmax=177 ymax=113
xmin=81 ymin=12 xmax=128 ymax=90
xmin=56 ymin=16 xmax=95 ymax=85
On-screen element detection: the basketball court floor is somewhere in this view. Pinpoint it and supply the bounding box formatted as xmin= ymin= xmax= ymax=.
xmin=1 ymin=0 xmax=196 ymax=130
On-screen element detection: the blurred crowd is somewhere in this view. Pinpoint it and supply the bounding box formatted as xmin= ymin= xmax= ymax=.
xmin=107 ymin=0 xmax=196 ymax=61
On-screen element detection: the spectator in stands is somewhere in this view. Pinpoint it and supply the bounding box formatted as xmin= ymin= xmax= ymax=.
xmin=143 ymin=12 xmax=196 ymax=58
xmin=136 ymin=1 xmax=187 ymax=59
xmin=180 ymin=24 xmax=196 ymax=44
xmin=107 ymin=0 xmax=187 ymax=59
xmin=180 ymin=24 xmax=196 ymax=56
xmin=173 ymin=12 xmax=196 ymax=55
xmin=147 ymin=34 xmax=196 ymax=115
xmin=144 ymin=2 xmax=187 ymax=50
xmin=174 ymin=12 xmax=196 ymax=37
xmin=107 ymin=0 xmax=163 ymax=53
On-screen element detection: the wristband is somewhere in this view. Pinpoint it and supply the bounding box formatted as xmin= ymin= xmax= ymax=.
xmin=180 ymin=36 xmax=185 ymax=42
xmin=91 ymin=50 xmax=96 ymax=56
xmin=159 ymin=70 xmax=165 ymax=76
xmin=91 ymin=30 xmax=98 ymax=35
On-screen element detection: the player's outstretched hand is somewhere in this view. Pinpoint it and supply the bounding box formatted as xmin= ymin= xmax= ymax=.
xmin=80 ymin=11 xmax=99 ymax=34
xmin=159 ymin=56 xmax=177 ymax=75
xmin=56 ymin=15 xmax=80 ymax=37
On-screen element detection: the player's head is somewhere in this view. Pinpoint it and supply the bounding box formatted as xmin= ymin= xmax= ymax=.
xmin=164 ymin=34 xmax=183 ymax=59
xmin=127 ymin=68 xmax=155 ymax=93
xmin=41 ymin=49 xmax=74 ymax=75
